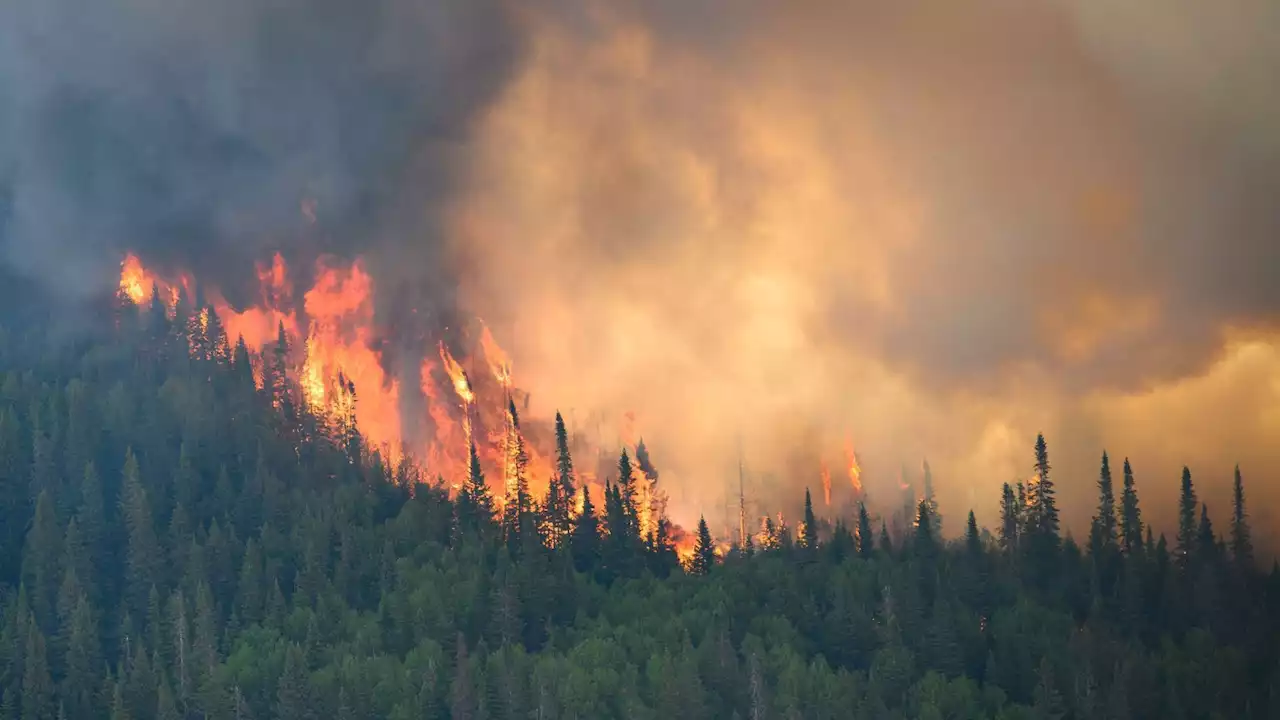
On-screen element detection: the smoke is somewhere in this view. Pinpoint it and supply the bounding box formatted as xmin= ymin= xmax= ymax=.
xmin=0 ymin=0 xmax=522 ymax=309
xmin=3 ymin=0 xmax=1278 ymax=540
xmin=449 ymin=1 xmax=1280 ymax=538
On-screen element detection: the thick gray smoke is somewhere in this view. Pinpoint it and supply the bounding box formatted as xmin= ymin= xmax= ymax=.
xmin=0 ymin=0 xmax=521 ymax=310
xmin=3 ymin=0 xmax=1278 ymax=540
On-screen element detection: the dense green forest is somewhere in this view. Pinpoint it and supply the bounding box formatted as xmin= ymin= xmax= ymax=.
xmin=0 ymin=291 xmax=1277 ymax=720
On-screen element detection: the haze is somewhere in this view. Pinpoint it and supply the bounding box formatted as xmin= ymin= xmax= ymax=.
xmin=2 ymin=0 xmax=1277 ymax=542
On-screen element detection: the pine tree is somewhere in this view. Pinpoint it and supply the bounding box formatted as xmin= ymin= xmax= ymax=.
xmin=1230 ymin=465 xmax=1253 ymax=567
xmin=799 ymin=488 xmax=819 ymax=550
xmin=998 ymin=483 xmax=1020 ymax=554
xmin=544 ymin=412 xmax=576 ymax=548
xmin=22 ymin=620 xmax=54 ymax=720
xmin=615 ymin=449 xmax=639 ymax=535
xmin=570 ymin=486 xmax=599 ymax=574
xmin=1176 ymin=466 xmax=1197 ymax=568
xmin=965 ymin=510 xmax=982 ymax=557
xmin=1089 ymin=452 xmax=1118 ymax=557
xmin=1027 ymin=433 xmax=1059 ymax=539
xmin=457 ymin=438 xmax=494 ymax=535
xmin=500 ymin=400 xmax=532 ymax=551
xmin=914 ymin=500 xmax=937 ymax=557
xmin=275 ymin=645 xmax=312 ymax=720
xmin=857 ymin=502 xmax=875 ymax=558
xmin=1119 ymin=458 xmax=1143 ymax=555
xmin=121 ymin=449 xmax=161 ymax=618
xmin=1197 ymin=504 xmax=1218 ymax=560
xmin=1031 ymin=657 xmax=1066 ymax=720
xmin=60 ymin=594 xmax=101 ymax=720
xmin=22 ymin=491 xmax=62 ymax=634
xmin=922 ymin=459 xmax=941 ymax=536
xmin=689 ymin=516 xmax=715 ymax=576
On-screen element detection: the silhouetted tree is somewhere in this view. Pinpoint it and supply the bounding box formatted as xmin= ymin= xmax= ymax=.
xmin=1120 ymin=458 xmax=1143 ymax=556
xmin=690 ymin=517 xmax=715 ymax=576
xmin=1231 ymin=465 xmax=1253 ymax=567
xmin=1176 ymin=466 xmax=1197 ymax=568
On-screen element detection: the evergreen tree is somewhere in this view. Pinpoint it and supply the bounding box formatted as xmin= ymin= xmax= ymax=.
xmin=914 ymin=500 xmax=937 ymax=558
xmin=275 ymin=645 xmax=312 ymax=720
xmin=457 ymin=438 xmax=494 ymax=536
xmin=1231 ymin=465 xmax=1253 ymax=567
xmin=689 ymin=516 xmax=715 ymax=576
xmin=999 ymin=483 xmax=1020 ymax=554
xmin=857 ymin=502 xmax=875 ymax=558
xmin=60 ymin=593 xmax=100 ymax=720
xmin=1089 ymin=452 xmax=1118 ymax=557
xmin=922 ymin=459 xmax=941 ymax=536
xmin=1027 ymin=433 xmax=1059 ymax=539
xmin=500 ymin=400 xmax=532 ymax=551
xmin=22 ymin=491 xmax=62 ymax=634
xmin=570 ymin=486 xmax=599 ymax=574
xmin=799 ymin=488 xmax=819 ymax=550
xmin=544 ymin=411 xmax=576 ymax=549
xmin=615 ymin=449 xmax=639 ymax=535
xmin=1176 ymin=466 xmax=1197 ymax=568
xmin=1197 ymin=504 xmax=1217 ymax=560
xmin=121 ymin=449 xmax=162 ymax=618
xmin=965 ymin=510 xmax=982 ymax=558
xmin=1119 ymin=458 xmax=1143 ymax=555
xmin=22 ymin=620 xmax=54 ymax=720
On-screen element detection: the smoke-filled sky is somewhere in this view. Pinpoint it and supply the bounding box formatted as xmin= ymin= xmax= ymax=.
xmin=2 ymin=0 xmax=1278 ymax=540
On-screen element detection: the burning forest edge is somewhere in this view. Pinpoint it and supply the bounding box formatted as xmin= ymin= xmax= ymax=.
xmin=117 ymin=251 xmax=898 ymax=563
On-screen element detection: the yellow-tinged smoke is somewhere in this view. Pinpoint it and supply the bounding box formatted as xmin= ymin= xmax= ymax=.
xmin=444 ymin=1 xmax=1280 ymax=543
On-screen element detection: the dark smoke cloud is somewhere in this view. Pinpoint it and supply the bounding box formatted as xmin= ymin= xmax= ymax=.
xmin=0 ymin=0 xmax=522 ymax=308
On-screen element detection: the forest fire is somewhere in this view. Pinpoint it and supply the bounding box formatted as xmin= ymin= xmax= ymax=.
xmin=117 ymin=251 xmax=860 ymax=551
xmin=115 ymin=251 xmax=613 ymax=512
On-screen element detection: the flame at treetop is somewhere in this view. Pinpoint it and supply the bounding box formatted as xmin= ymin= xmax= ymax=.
xmin=845 ymin=439 xmax=864 ymax=497
xmin=116 ymin=251 xmax=577 ymax=502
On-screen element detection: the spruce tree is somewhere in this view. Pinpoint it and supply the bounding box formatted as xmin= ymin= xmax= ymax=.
xmin=458 ymin=438 xmax=494 ymax=535
xmin=857 ymin=502 xmax=875 ymax=558
xmin=1027 ymin=433 xmax=1059 ymax=539
xmin=545 ymin=412 xmax=576 ymax=548
xmin=800 ymin=488 xmax=819 ymax=550
xmin=914 ymin=500 xmax=937 ymax=557
xmin=1119 ymin=458 xmax=1143 ymax=555
xmin=275 ymin=644 xmax=312 ymax=720
xmin=1089 ymin=452 xmax=1118 ymax=558
xmin=1176 ymin=466 xmax=1197 ymax=568
xmin=1197 ymin=504 xmax=1218 ymax=560
xmin=965 ymin=510 xmax=982 ymax=558
xmin=570 ymin=486 xmax=599 ymax=575
xmin=120 ymin=449 xmax=161 ymax=619
xmin=1231 ymin=465 xmax=1253 ymax=567
xmin=922 ymin=459 xmax=941 ymax=536
xmin=616 ymin=449 xmax=639 ymax=536
xmin=690 ymin=516 xmax=715 ymax=576
xmin=22 ymin=620 xmax=54 ymax=720
xmin=999 ymin=483 xmax=1020 ymax=554
xmin=22 ymin=491 xmax=62 ymax=634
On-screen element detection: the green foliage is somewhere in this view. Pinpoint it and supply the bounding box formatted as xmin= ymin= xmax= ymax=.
xmin=0 ymin=306 xmax=1267 ymax=719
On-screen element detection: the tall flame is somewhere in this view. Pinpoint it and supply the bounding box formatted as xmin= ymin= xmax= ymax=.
xmin=117 ymin=251 xmax=646 ymax=518
xmin=845 ymin=439 xmax=864 ymax=497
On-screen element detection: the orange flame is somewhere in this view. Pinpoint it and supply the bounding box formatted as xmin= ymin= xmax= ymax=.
xmin=844 ymin=439 xmax=863 ymax=496
xmin=116 ymin=252 xmax=611 ymax=509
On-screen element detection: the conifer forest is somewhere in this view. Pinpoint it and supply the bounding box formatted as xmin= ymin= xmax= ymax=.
xmin=0 ymin=284 xmax=1275 ymax=720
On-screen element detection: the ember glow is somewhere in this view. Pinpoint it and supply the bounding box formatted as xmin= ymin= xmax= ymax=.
xmin=115 ymin=251 xmax=613 ymax=509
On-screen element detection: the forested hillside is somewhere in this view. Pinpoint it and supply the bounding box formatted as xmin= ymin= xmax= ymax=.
xmin=0 ymin=293 xmax=1277 ymax=720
